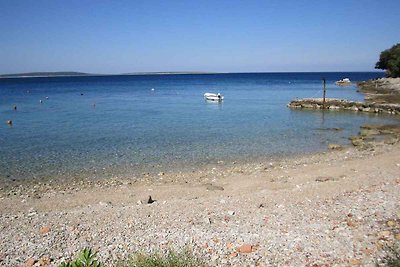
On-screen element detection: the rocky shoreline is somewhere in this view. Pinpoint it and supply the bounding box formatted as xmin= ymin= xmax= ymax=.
xmin=288 ymin=78 xmax=400 ymax=115
xmin=288 ymin=98 xmax=400 ymax=115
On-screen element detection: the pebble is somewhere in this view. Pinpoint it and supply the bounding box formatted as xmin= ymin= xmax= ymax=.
xmin=39 ymin=226 xmax=51 ymax=235
xmin=26 ymin=258 xmax=35 ymax=267
xmin=237 ymin=244 xmax=253 ymax=253
xmin=227 ymin=210 xmax=235 ymax=216
xmin=386 ymin=220 xmax=396 ymax=227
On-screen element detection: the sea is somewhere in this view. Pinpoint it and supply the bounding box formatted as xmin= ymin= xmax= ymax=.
xmin=0 ymin=72 xmax=398 ymax=183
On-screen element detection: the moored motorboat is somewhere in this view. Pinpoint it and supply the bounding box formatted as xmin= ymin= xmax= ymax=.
xmin=335 ymin=78 xmax=352 ymax=86
xmin=204 ymin=92 xmax=224 ymax=101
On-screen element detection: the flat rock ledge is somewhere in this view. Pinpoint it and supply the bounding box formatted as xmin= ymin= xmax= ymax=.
xmin=288 ymin=98 xmax=400 ymax=115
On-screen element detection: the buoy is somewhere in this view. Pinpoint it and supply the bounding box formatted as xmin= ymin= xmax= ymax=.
xmin=45 ymin=96 xmax=49 ymax=99
xmin=13 ymin=105 xmax=17 ymax=111
xmin=6 ymin=120 xmax=12 ymax=125
xmin=151 ymin=88 xmax=155 ymax=91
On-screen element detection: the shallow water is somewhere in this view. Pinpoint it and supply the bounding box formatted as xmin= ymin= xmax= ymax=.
xmin=0 ymin=72 xmax=397 ymax=182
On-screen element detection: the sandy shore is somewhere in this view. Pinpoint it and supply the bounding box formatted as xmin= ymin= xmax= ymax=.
xmin=1 ymin=78 xmax=400 ymax=266
xmin=1 ymin=140 xmax=400 ymax=266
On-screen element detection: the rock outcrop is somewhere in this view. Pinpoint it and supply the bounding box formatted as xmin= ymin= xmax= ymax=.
xmin=287 ymin=98 xmax=400 ymax=115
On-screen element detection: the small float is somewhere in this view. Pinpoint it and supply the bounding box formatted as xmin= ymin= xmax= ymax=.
xmin=204 ymin=92 xmax=224 ymax=102
xmin=335 ymin=78 xmax=352 ymax=86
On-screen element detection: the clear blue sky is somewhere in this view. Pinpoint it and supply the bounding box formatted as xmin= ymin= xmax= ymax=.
xmin=0 ymin=0 xmax=399 ymax=74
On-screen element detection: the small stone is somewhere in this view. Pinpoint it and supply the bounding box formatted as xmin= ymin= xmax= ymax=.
xmin=39 ymin=226 xmax=50 ymax=235
xmin=346 ymin=219 xmax=356 ymax=227
xmin=230 ymin=252 xmax=238 ymax=257
xmin=237 ymin=244 xmax=253 ymax=253
xmin=395 ymin=233 xmax=400 ymax=240
xmin=315 ymin=177 xmax=334 ymax=182
xmin=38 ymin=256 xmax=51 ymax=266
xmin=205 ymin=184 xmax=224 ymax=191
xmin=137 ymin=200 xmax=143 ymax=205
xmin=26 ymin=258 xmax=35 ymax=267
xmin=378 ymin=230 xmax=391 ymax=240
xmin=147 ymin=195 xmax=155 ymax=204
xmin=387 ymin=220 xmax=396 ymax=227
xmin=99 ymin=201 xmax=112 ymax=206
xmin=328 ymin=144 xmax=342 ymax=150
xmin=227 ymin=210 xmax=235 ymax=216
xmin=350 ymin=259 xmax=361 ymax=265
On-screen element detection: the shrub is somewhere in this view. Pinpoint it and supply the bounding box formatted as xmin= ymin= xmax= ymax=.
xmin=58 ymin=247 xmax=203 ymax=267
xmin=58 ymin=248 xmax=104 ymax=267
xmin=118 ymin=248 xmax=203 ymax=267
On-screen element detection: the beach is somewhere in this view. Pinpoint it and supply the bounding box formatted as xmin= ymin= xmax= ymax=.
xmin=1 ymin=133 xmax=400 ymax=266
xmin=1 ymin=77 xmax=400 ymax=266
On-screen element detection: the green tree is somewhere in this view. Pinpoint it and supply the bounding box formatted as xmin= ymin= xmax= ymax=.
xmin=375 ymin=43 xmax=400 ymax=77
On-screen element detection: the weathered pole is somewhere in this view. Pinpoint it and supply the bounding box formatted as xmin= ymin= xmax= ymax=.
xmin=322 ymin=78 xmax=326 ymax=109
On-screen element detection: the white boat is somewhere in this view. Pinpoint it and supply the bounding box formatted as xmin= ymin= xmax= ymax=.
xmin=204 ymin=92 xmax=224 ymax=101
xmin=335 ymin=78 xmax=352 ymax=86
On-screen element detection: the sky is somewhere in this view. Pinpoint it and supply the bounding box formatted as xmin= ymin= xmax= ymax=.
xmin=0 ymin=0 xmax=399 ymax=74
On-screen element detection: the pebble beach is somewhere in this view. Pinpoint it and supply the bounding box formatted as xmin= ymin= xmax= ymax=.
xmin=1 ymin=139 xmax=400 ymax=266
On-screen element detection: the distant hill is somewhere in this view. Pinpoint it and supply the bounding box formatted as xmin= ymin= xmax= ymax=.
xmin=0 ymin=71 xmax=215 ymax=78
xmin=0 ymin=71 xmax=91 ymax=78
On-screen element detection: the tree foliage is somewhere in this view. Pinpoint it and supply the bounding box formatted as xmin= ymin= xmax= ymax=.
xmin=375 ymin=43 xmax=400 ymax=77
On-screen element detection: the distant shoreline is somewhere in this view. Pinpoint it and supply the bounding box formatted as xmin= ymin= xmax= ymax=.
xmin=0 ymin=71 xmax=384 ymax=79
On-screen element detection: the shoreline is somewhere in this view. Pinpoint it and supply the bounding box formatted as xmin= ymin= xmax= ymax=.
xmin=0 ymin=148 xmax=336 ymax=197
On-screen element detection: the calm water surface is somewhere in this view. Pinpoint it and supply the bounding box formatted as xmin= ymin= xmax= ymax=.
xmin=0 ymin=72 xmax=397 ymax=182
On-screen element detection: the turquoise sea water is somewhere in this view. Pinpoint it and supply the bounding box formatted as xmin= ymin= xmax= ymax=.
xmin=0 ymin=72 xmax=397 ymax=183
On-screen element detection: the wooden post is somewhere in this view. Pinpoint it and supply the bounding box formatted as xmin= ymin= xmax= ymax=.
xmin=323 ymin=78 xmax=326 ymax=109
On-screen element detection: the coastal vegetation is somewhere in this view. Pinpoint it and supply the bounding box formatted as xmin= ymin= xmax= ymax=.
xmin=375 ymin=43 xmax=400 ymax=78
xmin=58 ymin=248 xmax=104 ymax=267
xmin=56 ymin=244 xmax=400 ymax=267
xmin=58 ymin=248 xmax=203 ymax=267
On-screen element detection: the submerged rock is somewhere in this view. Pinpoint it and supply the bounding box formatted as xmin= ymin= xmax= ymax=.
xmin=205 ymin=183 xmax=224 ymax=191
xmin=328 ymin=144 xmax=343 ymax=150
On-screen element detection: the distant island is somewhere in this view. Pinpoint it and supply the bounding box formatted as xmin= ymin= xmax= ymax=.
xmin=0 ymin=71 xmax=216 ymax=79
xmin=0 ymin=71 xmax=92 ymax=78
